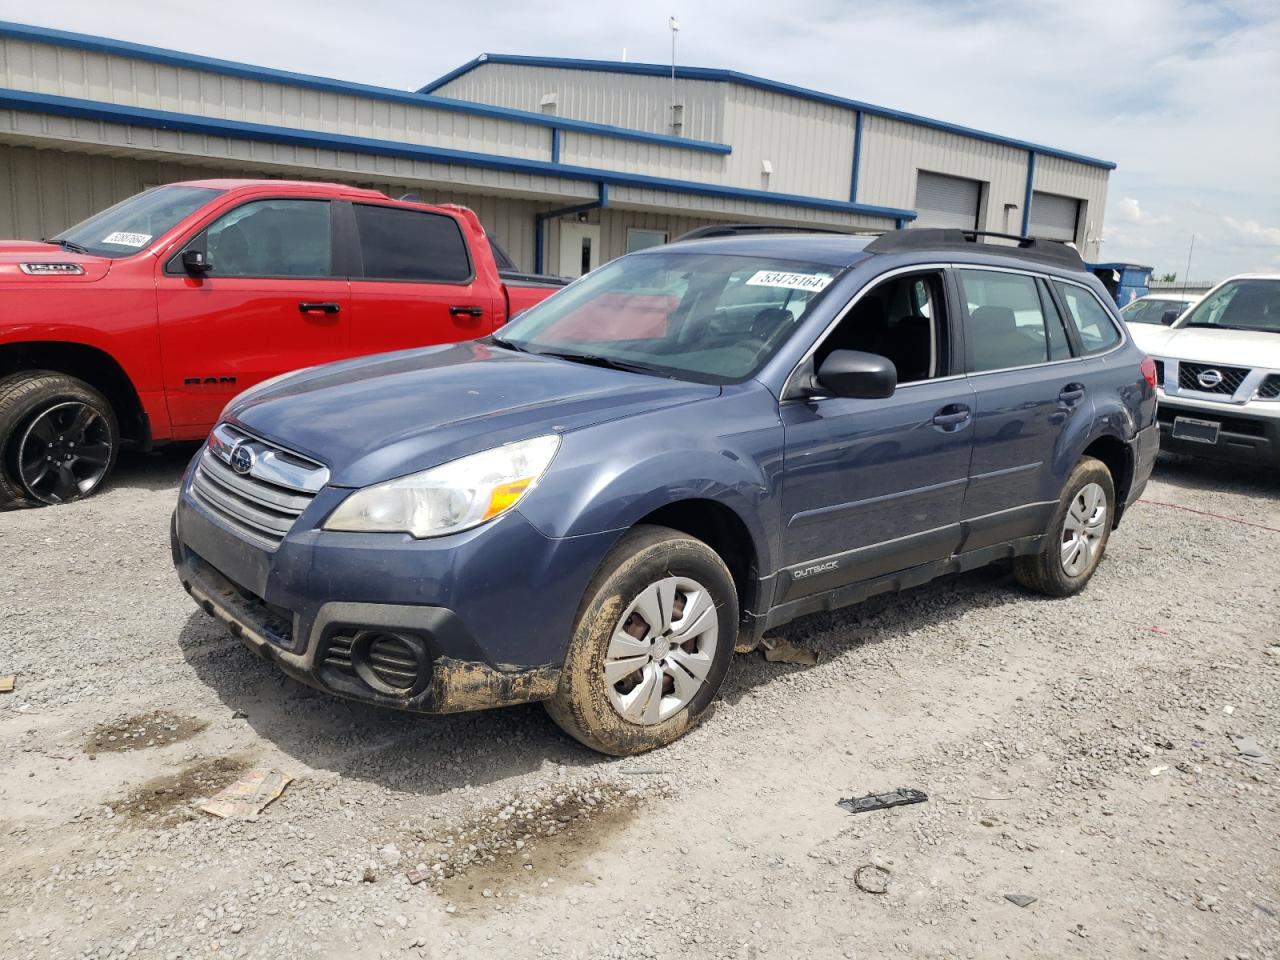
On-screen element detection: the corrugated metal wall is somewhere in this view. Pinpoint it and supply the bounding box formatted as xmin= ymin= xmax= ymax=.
xmin=1031 ymin=154 xmax=1109 ymax=259
xmin=432 ymin=63 xmax=727 ymax=143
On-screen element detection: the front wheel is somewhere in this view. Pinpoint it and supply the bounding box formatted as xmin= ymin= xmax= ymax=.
xmin=0 ymin=372 xmax=119 ymax=508
xmin=545 ymin=525 xmax=738 ymax=756
xmin=1014 ymin=456 xmax=1115 ymax=597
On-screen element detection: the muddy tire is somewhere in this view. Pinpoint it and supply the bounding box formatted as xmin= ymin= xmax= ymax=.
xmin=0 ymin=371 xmax=119 ymax=509
xmin=1014 ymin=456 xmax=1115 ymax=598
xmin=545 ymin=525 xmax=738 ymax=756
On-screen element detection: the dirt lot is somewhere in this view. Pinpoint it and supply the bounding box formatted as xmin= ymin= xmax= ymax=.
xmin=1 ymin=449 xmax=1278 ymax=960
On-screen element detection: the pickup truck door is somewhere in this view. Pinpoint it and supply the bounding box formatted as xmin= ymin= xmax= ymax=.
xmin=778 ymin=268 xmax=974 ymax=604
xmin=156 ymin=197 xmax=349 ymax=434
xmin=343 ymin=202 xmax=497 ymax=353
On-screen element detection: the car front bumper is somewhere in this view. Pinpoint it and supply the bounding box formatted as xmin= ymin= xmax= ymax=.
xmin=1155 ymin=398 xmax=1280 ymax=466
xmin=171 ymin=471 xmax=618 ymax=715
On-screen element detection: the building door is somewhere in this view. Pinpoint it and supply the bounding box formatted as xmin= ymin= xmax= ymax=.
xmin=914 ymin=172 xmax=982 ymax=229
xmin=558 ymin=222 xmax=601 ymax=278
xmin=1028 ymin=191 xmax=1080 ymax=242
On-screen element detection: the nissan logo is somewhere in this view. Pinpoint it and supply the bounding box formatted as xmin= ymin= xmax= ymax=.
xmin=229 ymin=442 xmax=256 ymax=476
xmin=1196 ymin=368 xmax=1224 ymax=389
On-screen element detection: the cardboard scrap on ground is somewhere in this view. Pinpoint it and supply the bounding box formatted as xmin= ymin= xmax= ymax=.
xmin=199 ymin=768 xmax=292 ymax=819
xmin=761 ymin=638 xmax=820 ymax=666
xmin=0 ymin=676 xmax=14 ymax=693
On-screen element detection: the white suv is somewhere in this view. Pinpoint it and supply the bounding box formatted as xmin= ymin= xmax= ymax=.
xmin=1127 ymin=274 xmax=1280 ymax=466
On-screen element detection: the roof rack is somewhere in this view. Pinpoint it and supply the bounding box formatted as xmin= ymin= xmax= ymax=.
xmin=672 ymin=223 xmax=848 ymax=242
xmin=864 ymin=228 xmax=1085 ymax=271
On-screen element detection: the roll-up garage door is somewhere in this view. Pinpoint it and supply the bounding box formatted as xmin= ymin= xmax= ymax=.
xmin=913 ymin=172 xmax=982 ymax=229
xmin=1029 ymin=191 xmax=1080 ymax=242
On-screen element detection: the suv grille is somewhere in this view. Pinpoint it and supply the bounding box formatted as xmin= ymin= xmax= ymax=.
xmin=190 ymin=424 xmax=329 ymax=550
xmin=1259 ymin=374 xmax=1280 ymax=400
xmin=1178 ymin=362 xmax=1249 ymax=396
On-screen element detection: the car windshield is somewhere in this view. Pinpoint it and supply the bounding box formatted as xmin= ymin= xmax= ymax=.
xmin=1123 ymin=298 xmax=1192 ymax=324
xmin=494 ymin=251 xmax=842 ymax=383
xmin=1179 ymin=279 xmax=1280 ymax=333
xmin=50 ymin=185 xmax=224 ymax=259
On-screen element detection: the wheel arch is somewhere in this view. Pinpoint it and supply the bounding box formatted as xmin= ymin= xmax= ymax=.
xmin=0 ymin=341 xmax=149 ymax=446
xmin=1080 ymin=433 xmax=1132 ymax=525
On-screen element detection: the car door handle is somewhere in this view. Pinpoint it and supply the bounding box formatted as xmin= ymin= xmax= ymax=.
xmin=931 ymin=405 xmax=972 ymax=430
xmin=1059 ymin=383 xmax=1086 ymax=404
xmin=298 ymin=301 xmax=341 ymax=315
xmin=449 ymin=305 xmax=485 ymax=318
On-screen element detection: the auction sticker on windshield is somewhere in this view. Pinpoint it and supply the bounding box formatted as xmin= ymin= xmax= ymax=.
xmin=101 ymin=231 xmax=152 ymax=248
xmin=746 ymin=270 xmax=832 ymax=292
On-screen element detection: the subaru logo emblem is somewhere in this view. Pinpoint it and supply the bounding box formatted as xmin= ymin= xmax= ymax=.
xmin=1196 ymin=368 xmax=1224 ymax=389
xmin=229 ymin=442 xmax=256 ymax=475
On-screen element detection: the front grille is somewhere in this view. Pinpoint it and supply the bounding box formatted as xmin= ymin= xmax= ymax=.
xmin=1258 ymin=374 xmax=1280 ymax=400
xmin=190 ymin=424 xmax=328 ymax=550
xmin=1178 ymin=361 xmax=1249 ymax=396
xmin=323 ymin=633 xmax=356 ymax=676
xmin=1154 ymin=359 xmax=1165 ymax=386
xmin=320 ymin=630 xmax=427 ymax=694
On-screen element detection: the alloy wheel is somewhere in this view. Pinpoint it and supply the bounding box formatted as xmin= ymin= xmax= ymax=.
xmin=1060 ymin=481 xmax=1108 ymax=577
xmin=603 ymin=576 xmax=719 ymax=725
xmin=17 ymin=401 xmax=113 ymax=504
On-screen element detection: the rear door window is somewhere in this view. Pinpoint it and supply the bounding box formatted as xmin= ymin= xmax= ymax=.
xmin=959 ymin=269 xmax=1064 ymax=372
xmin=353 ymin=205 xmax=472 ymax=283
xmin=1053 ymin=281 xmax=1123 ymax=354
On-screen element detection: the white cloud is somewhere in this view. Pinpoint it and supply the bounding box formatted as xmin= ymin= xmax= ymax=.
xmin=1113 ymin=198 xmax=1172 ymax=228
xmin=1223 ymin=217 xmax=1280 ymax=247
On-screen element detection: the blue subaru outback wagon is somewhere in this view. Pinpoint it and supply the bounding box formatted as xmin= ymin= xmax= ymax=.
xmin=172 ymin=228 xmax=1160 ymax=755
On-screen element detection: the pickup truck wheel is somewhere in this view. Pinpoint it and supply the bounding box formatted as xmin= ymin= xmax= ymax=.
xmin=545 ymin=525 xmax=737 ymax=756
xmin=1014 ymin=457 xmax=1114 ymax=597
xmin=0 ymin=372 xmax=119 ymax=508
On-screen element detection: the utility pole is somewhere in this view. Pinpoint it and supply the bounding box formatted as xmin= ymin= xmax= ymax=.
xmin=1181 ymin=233 xmax=1195 ymax=298
xmin=669 ymin=16 xmax=680 ymax=132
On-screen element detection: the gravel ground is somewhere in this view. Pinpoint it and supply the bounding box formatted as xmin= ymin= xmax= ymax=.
xmin=1 ymin=448 xmax=1278 ymax=960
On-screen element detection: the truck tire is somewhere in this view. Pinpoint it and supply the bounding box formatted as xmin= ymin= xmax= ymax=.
xmin=1014 ymin=456 xmax=1115 ymax=597
xmin=0 ymin=371 xmax=119 ymax=508
xmin=545 ymin=525 xmax=737 ymax=756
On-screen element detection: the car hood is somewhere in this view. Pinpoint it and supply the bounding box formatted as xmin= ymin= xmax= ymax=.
xmin=0 ymin=242 xmax=114 ymax=283
xmin=227 ymin=341 xmax=720 ymax=488
xmin=1129 ymin=324 xmax=1280 ymax=368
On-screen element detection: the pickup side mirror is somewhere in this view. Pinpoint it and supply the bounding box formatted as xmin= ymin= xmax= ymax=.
xmin=181 ymin=249 xmax=212 ymax=275
xmin=1159 ymin=309 xmax=1179 ymax=325
xmin=815 ymin=349 xmax=897 ymax=399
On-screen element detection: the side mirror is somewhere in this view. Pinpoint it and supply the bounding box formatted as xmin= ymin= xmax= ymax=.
xmin=815 ymin=349 xmax=897 ymax=399
xmin=182 ymin=249 xmax=212 ymax=275
xmin=1159 ymin=309 xmax=1179 ymax=325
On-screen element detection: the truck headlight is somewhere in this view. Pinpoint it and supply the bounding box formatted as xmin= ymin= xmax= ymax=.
xmin=323 ymin=435 xmax=560 ymax=538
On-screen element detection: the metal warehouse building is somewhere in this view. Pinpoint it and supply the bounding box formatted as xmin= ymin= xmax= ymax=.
xmin=0 ymin=21 xmax=1115 ymax=277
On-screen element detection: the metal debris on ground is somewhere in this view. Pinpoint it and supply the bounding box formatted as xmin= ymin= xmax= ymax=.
xmin=836 ymin=788 xmax=928 ymax=815
xmin=198 ymin=768 xmax=292 ymax=819
xmin=1004 ymin=894 xmax=1037 ymax=908
xmin=0 ymin=676 xmax=14 ymax=693
xmin=1231 ymin=735 xmax=1273 ymax=765
xmin=853 ymin=864 xmax=890 ymax=894
xmin=761 ymin=638 xmax=820 ymax=665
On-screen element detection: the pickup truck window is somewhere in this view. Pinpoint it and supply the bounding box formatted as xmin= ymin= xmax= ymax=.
xmin=194 ymin=199 xmax=333 ymax=278
xmin=353 ymin=204 xmax=472 ymax=283
xmin=496 ymin=251 xmax=840 ymax=384
xmin=51 ymin=185 xmax=223 ymax=259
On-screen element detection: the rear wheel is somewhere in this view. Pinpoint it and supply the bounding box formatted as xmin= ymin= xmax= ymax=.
xmin=0 ymin=372 xmax=119 ymax=508
xmin=1014 ymin=456 xmax=1114 ymax=597
xmin=545 ymin=525 xmax=737 ymax=756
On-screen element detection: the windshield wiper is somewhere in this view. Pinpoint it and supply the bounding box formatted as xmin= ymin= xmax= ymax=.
xmin=489 ymin=334 xmax=528 ymax=353
xmin=532 ymin=349 xmax=661 ymax=375
xmin=42 ymin=238 xmax=89 ymax=254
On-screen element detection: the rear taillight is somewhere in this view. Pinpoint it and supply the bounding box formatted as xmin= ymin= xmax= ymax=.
xmin=1140 ymin=356 xmax=1158 ymax=387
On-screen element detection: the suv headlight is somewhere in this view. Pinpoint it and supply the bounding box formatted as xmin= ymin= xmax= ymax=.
xmin=324 ymin=435 xmax=560 ymax=538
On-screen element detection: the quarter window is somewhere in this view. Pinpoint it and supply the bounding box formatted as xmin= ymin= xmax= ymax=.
xmin=959 ymin=269 xmax=1066 ymax=372
xmin=354 ymin=205 xmax=471 ymax=283
xmin=1054 ymin=281 xmax=1122 ymax=353
xmin=198 ymin=199 xmax=333 ymax=278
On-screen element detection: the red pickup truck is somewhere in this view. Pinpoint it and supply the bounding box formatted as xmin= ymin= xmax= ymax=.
xmin=0 ymin=179 xmax=566 ymax=508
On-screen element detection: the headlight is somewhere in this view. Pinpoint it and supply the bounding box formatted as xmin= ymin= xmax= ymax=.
xmin=323 ymin=435 xmax=560 ymax=538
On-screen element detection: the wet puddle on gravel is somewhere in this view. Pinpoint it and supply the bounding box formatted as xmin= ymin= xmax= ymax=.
xmin=85 ymin=711 xmax=207 ymax=755
xmin=403 ymin=781 xmax=646 ymax=912
xmin=110 ymin=755 xmax=249 ymax=827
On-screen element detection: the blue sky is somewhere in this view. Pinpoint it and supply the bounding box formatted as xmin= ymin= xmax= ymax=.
xmin=1 ymin=0 xmax=1275 ymax=280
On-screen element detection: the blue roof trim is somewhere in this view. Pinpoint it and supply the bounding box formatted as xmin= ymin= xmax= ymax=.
xmin=424 ymin=53 xmax=1117 ymax=171
xmin=0 ymin=21 xmax=731 ymax=155
xmin=0 ymin=88 xmax=914 ymax=222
